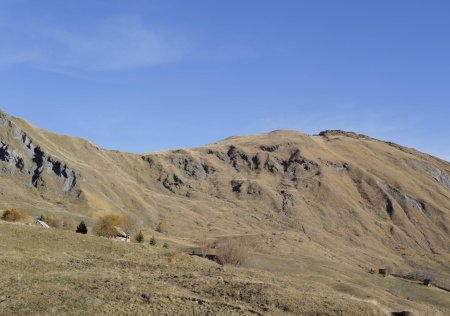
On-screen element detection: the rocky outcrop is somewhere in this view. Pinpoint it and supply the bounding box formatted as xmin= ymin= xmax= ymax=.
xmin=142 ymin=145 xmax=324 ymax=219
xmin=46 ymin=157 xmax=78 ymax=192
xmin=142 ymin=155 xmax=190 ymax=195
xmin=280 ymin=189 xmax=294 ymax=214
xmin=0 ymin=140 xmax=26 ymax=173
xmin=317 ymin=130 xmax=371 ymax=140
xmin=411 ymin=160 xmax=450 ymax=191
xmin=0 ymin=113 xmax=78 ymax=194
xmin=170 ymin=155 xmax=213 ymax=180
xmin=324 ymin=160 xmax=350 ymax=173
xmin=380 ymin=184 xmax=426 ymax=218
xmin=230 ymin=180 xmax=262 ymax=197
xmin=279 ymin=149 xmax=320 ymax=182
xmin=260 ymin=144 xmax=283 ymax=152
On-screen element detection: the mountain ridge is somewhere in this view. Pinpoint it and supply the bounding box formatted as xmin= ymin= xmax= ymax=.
xmin=1 ymin=109 xmax=450 ymax=313
xmin=1 ymin=109 xmax=448 ymax=232
xmin=4 ymin=109 xmax=448 ymax=163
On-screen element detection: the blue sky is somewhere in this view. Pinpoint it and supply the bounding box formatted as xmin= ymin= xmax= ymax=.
xmin=0 ymin=0 xmax=449 ymax=160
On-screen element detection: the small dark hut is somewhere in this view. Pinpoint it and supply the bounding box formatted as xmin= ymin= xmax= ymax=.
xmin=391 ymin=311 xmax=412 ymax=316
xmin=369 ymin=267 xmax=388 ymax=277
xmin=188 ymin=248 xmax=221 ymax=264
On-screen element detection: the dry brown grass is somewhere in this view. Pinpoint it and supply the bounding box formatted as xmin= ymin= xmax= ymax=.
xmin=155 ymin=220 xmax=168 ymax=233
xmin=62 ymin=219 xmax=76 ymax=231
xmin=1 ymin=220 xmax=449 ymax=315
xmin=0 ymin=111 xmax=449 ymax=315
xmin=166 ymin=251 xmax=187 ymax=265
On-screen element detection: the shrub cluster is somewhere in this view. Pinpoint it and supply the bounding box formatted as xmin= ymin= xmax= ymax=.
xmin=1 ymin=208 xmax=28 ymax=222
xmin=93 ymin=214 xmax=125 ymax=237
xmin=36 ymin=214 xmax=70 ymax=228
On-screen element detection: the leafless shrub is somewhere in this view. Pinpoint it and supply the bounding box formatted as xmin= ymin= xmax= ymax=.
xmin=197 ymin=232 xmax=211 ymax=258
xmin=217 ymin=239 xmax=247 ymax=266
xmin=124 ymin=216 xmax=139 ymax=237
xmin=46 ymin=215 xmax=63 ymax=228
xmin=62 ymin=219 xmax=76 ymax=231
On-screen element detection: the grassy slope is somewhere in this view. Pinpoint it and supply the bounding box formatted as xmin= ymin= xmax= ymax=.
xmin=1 ymin=113 xmax=450 ymax=315
xmin=1 ymin=221 xmax=449 ymax=316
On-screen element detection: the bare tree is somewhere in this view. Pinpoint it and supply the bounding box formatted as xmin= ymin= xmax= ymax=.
xmin=217 ymin=239 xmax=247 ymax=266
xmin=124 ymin=216 xmax=139 ymax=239
xmin=198 ymin=231 xmax=211 ymax=258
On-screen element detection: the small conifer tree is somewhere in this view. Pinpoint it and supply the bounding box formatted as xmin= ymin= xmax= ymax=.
xmin=163 ymin=242 xmax=169 ymax=249
xmin=135 ymin=231 xmax=144 ymax=243
xmin=76 ymin=221 xmax=88 ymax=234
xmin=149 ymin=235 xmax=157 ymax=246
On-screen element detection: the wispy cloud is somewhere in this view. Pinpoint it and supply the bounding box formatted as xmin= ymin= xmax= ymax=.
xmin=0 ymin=50 xmax=37 ymax=68
xmin=0 ymin=15 xmax=190 ymax=72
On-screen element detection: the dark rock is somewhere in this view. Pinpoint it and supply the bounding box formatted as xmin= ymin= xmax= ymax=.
xmin=247 ymin=182 xmax=261 ymax=196
xmin=259 ymin=144 xmax=282 ymax=152
xmin=231 ymin=180 xmax=243 ymax=193
xmin=391 ymin=311 xmax=412 ymax=316
xmin=386 ymin=198 xmax=394 ymax=218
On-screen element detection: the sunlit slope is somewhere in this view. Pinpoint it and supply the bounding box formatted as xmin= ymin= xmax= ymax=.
xmin=0 ymin=110 xmax=449 ymax=295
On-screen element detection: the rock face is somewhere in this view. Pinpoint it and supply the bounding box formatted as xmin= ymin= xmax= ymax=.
xmin=411 ymin=159 xmax=450 ymax=190
xmin=0 ymin=111 xmax=449 ymax=278
xmin=0 ymin=112 xmax=78 ymax=195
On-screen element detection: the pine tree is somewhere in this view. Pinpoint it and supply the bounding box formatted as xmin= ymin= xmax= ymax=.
xmin=149 ymin=235 xmax=157 ymax=246
xmin=76 ymin=220 xmax=88 ymax=234
xmin=135 ymin=231 xmax=144 ymax=243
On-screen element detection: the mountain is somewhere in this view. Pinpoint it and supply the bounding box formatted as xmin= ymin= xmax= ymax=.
xmin=1 ymin=109 xmax=449 ymax=314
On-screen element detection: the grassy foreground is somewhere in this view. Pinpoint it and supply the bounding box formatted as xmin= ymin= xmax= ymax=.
xmin=0 ymin=221 xmax=392 ymax=316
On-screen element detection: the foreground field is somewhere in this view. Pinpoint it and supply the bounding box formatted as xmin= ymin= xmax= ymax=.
xmin=1 ymin=222 xmax=449 ymax=315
